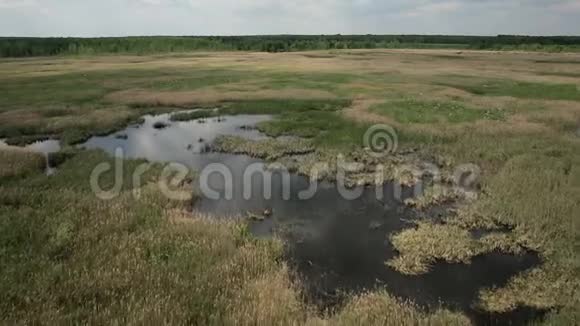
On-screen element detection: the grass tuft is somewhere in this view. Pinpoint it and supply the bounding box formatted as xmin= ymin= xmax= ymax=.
xmin=213 ymin=135 xmax=315 ymax=160
xmin=387 ymin=221 xmax=529 ymax=275
xmin=387 ymin=222 xmax=478 ymax=275
xmin=170 ymin=109 xmax=218 ymax=121
xmin=0 ymin=148 xmax=45 ymax=180
xmin=370 ymin=99 xmax=507 ymax=124
xmin=478 ymin=264 xmax=577 ymax=313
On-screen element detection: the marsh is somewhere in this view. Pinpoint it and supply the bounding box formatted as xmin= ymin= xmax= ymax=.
xmin=1 ymin=49 xmax=579 ymax=325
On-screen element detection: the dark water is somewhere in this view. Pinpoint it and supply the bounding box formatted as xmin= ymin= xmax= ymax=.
xmin=81 ymin=112 xmax=545 ymax=326
xmin=197 ymin=172 xmax=543 ymax=326
xmin=0 ymin=139 xmax=61 ymax=175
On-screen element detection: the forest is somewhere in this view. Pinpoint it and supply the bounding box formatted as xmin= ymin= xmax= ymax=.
xmin=1 ymin=34 xmax=580 ymax=57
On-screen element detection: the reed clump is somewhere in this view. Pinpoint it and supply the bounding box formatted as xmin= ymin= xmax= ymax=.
xmin=0 ymin=148 xmax=45 ymax=179
xmin=213 ymin=135 xmax=315 ymax=160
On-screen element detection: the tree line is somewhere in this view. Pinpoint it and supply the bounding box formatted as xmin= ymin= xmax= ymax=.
xmin=1 ymin=35 xmax=579 ymax=57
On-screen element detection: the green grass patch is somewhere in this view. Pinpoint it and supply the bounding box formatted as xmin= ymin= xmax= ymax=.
xmin=0 ymin=104 xmax=165 ymax=145
xmin=253 ymin=71 xmax=356 ymax=92
xmin=0 ymin=68 xmax=241 ymax=110
xmin=436 ymin=75 xmax=580 ymax=101
xmin=57 ymin=111 xmax=149 ymax=145
xmin=221 ymin=99 xmax=350 ymax=115
xmin=0 ymin=69 xmax=180 ymax=109
xmin=218 ymin=99 xmax=370 ymax=150
xmin=370 ymin=99 xmax=506 ymax=124
xmin=3 ymin=135 xmax=51 ymax=147
xmin=170 ymin=109 xmax=217 ymax=122
xmin=269 ymin=71 xmax=356 ymax=85
xmin=535 ymin=71 xmax=580 ymax=78
xmin=0 ymin=123 xmax=58 ymax=146
xmin=28 ymin=150 xmax=159 ymax=193
xmin=144 ymin=69 xmax=247 ymax=91
xmin=260 ymin=110 xmax=371 ymax=150
xmin=0 ymin=73 xmax=107 ymax=108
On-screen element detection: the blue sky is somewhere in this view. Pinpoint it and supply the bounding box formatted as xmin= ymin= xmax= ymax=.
xmin=0 ymin=0 xmax=579 ymax=36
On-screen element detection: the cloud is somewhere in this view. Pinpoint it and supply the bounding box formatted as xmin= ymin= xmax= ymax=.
xmin=0 ymin=0 xmax=37 ymax=8
xmin=551 ymin=0 xmax=580 ymax=13
xmin=404 ymin=1 xmax=462 ymax=17
xmin=0 ymin=0 xmax=578 ymax=36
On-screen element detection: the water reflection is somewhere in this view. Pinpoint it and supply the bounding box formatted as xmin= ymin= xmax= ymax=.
xmin=82 ymin=113 xmax=271 ymax=169
xmin=0 ymin=139 xmax=61 ymax=175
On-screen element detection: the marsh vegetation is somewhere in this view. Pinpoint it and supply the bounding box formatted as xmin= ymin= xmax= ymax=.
xmin=1 ymin=49 xmax=579 ymax=325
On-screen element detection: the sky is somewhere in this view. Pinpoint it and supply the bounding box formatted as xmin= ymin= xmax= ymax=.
xmin=0 ymin=0 xmax=579 ymax=37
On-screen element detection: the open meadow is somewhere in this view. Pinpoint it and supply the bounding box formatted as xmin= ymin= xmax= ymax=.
xmin=1 ymin=49 xmax=579 ymax=325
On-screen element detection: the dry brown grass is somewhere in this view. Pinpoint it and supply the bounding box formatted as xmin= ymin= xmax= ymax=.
xmin=2 ymin=48 xmax=577 ymax=82
xmin=225 ymin=267 xmax=310 ymax=326
xmin=342 ymin=98 xmax=394 ymax=125
xmin=0 ymin=110 xmax=44 ymax=124
xmin=478 ymin=263 xmax=578 ymax=312
xmin=387 ymin=221 xmax=528 ymax=276
xmin=0 ymin=148 xmax=45 ymax=179
xmin=213 ymin=136 xmax=315 ymax=160
xmin=404 ymin=184 xmax=464 ymax=210
xmin=224 ymin=270 xmax=474 ymax=326
xmin=42 ymin=106 xmax=138 ymax=131
xmin=325 ymin=291 xmax=471 ymax=326
xmin=387 ymin=222 xmax=479 ymax=275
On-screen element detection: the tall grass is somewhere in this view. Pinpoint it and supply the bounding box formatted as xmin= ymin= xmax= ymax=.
xmin=0 ymin=148 xmax=44 ymax=179
xmin=0 ymin=151 xmax=471 ymax=324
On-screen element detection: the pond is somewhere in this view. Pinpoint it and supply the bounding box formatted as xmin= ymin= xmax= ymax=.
xmin=82 ymin=112 xmax=272 ymax=169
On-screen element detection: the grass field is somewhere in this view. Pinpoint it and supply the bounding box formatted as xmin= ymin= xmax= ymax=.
xmin=1 ymin=49 xmax=579 ymax=324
